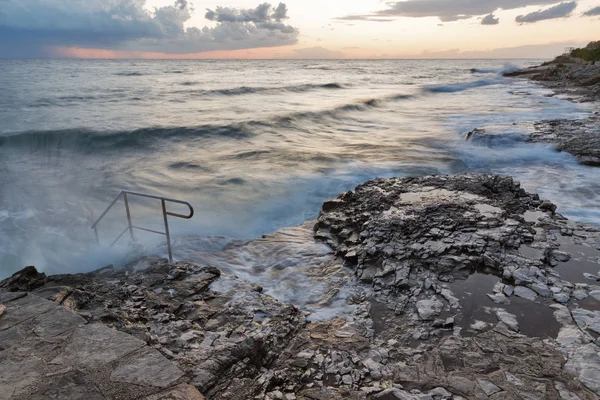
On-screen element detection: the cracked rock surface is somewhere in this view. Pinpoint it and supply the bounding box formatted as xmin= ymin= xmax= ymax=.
xmin=3 ymin=173 xmax=600 ymax=399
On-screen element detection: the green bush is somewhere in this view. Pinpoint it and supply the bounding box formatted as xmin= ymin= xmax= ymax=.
xmin=571 ymin=48 xmax=600 ymax=62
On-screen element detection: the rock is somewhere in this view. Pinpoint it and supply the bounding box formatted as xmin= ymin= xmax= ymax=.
xmin=529 ymin=283 xmax=551 ymax=297
xmin=0 ymin=304 xmax=5 ymax=318
xmin=554 ymin=292 xmax=571 ymax=304
xmin=565 ymin=344 xmax=600 ymax=394
xmin=416 ymin=298 xmax=444 ymax=320
xmin=571 ymin=309 xmax=600 ymax=335
xmin=514 ymin=286 xmax=538 ymax=301
xmin=146 ymin=384 xmax=206 ymax=400
xmin=496 ymin=310 xmax=520 ymax=332
xmin=487 ymin=293 xmax=510 ymax=304
xmin=51 ymin=324 xmax=146 ymax=371
xmin=477 ymin=379 xmax=502 ymax=396
xmin=110 ymin=347 xmax=184 ymax=388
xmin=0 ymin=266 xmax=47 ymax=292
xmin=503 ymin=285 xmax=514 ymax=297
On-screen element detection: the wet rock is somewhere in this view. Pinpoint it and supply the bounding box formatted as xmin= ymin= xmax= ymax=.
xmin=416 ymin=298 xmax=444 ymax=320
xmin=496 ymin=309 xmax=520 ymax=332
xmin=514 ymin=286 xmax=538 ymax=301
xmin=477 ymin=378 xmax=501 ymax=396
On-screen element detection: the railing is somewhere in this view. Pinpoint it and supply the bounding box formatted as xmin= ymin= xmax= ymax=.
xmin=91 ymin=191 xmax=194 ymax=262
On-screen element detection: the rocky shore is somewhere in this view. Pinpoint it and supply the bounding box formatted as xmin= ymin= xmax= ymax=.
xmin=2 ymin=173 xmax=600 ymax=399
xmin=496 ymin=41 xmax=600 ymax=166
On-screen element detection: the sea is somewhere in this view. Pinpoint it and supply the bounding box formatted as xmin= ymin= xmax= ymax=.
xmin=1 ymin=59 xmax=599 ymax=299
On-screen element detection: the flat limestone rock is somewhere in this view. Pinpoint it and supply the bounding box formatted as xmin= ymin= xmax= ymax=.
xmin=0 ymin=292 xmax=27 ymax=304
xmin=0 ymin=357 xmax=46 ymax=400
xmin=110 ymin=347 xmax=184 ymax=388
xmin=32 ymin=306 xmax=86 ymax=338
xmin=51 ymin=324 xmax=145 ymax=371
xmin=146 ymin=384 xmax=206 ymax=400
xmin=0 ymin=304 xmax=5 ymax=318
xmin=0 ymin=325 xmax=26 ymax=352
xmin=0 ymin=294 xmax=57 ymax=331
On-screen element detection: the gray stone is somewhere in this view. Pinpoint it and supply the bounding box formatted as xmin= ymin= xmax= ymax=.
xmin=52 ymin=324 xmax=145 ymax=371
xmin=477 ymin=379 xmax=501 ymax=396
xmin=146 ymin=383 xmax=206 ymax=400
xmin=571 ymin=309 xmax=600 ymax=335
xmin=503 ymin=285 xmax=514 ymax=297
xmin=0 ymin=325 xmax=25 ymax=352
xmin=416 ymin=298 xmax=444 ymax=320
xmin=554 ymin=292 xmax=571 ymax=303
xmin=111 ymin=347 xmax=184 ymax=388
xmin=0 ymin=294 xmax=57 ymax=331
xmin=496 ymin=310 xmax=520 ymax=332
xmin=0 ymin=357 xmax=46 ymax=399
xmin=32 ymin=306 xmax=86 ymax=337
xmin=529 ymin=283 xmax=551 ymax=297
xmin=514 ymin=286 xmax=538 ymax=301
xmin=487 ymin=293 xmax=509 ymax=304
xmin=565 ymin=343 xmax=600 ymax=394
xmin=0 ymin=292 xmax=27 ymax=304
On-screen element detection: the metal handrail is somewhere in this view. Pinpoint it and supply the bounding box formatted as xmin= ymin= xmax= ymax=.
xmin=92 ymin=190 xmax=194 ymax=262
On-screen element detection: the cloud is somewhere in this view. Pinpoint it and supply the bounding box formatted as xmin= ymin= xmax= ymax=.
xmin=289 ymin=46 xmax=345 ymax=59
xmin=343 ymin=0 xmax=567 ymax=22
xmin=481 ymin=13 xmax=500 ymax=24
xmin=334 ymin=15 xmax=395 ymax=22
xmin=516 ymin=1 xmax=577 ymax=23
xmin=583 ymin=5 xmax=600 ymax=15
xmin=0 ymin=1 xmax=299 ymax=57
xmin=415 ymin=41 xmax=586 ymax=58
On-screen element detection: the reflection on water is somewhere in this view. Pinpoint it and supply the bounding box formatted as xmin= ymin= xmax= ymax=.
xmin=448 ymin=273 xmax=561 ymax=339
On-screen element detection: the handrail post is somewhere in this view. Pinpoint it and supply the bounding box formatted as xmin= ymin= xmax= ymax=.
xmin=123 ymin=192 xmax=135 ymax=241
xmin=161 ymin=199 xmax=173 ymax=263
xmin=93 ymin=226 xmax=99 ymax=244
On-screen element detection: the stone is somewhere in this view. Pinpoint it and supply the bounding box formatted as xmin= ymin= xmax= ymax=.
xmin=111 ymin=347 xmax=184 ymax=388
xmin=0 ymin=266 xmax=47 ymax=292
xmin=0 ymin=294 xmax=57 ymax=331
xmin=416 ymin=298 xmax=444 ymax=320
xmin=571 ymin=309 xmax=600 ymax=335
xmin=529 ymin=283 xmax=551 ymax=298
xmin=496 ymin=310 xmax=520 ymax=332
xmin=477 ymin=379 xmax=501 ymax=396
xmin=565 ymin=344 xmax=600 ymax=394
xmin=51 ymin=324 xmax=145 ymax=371
xmin=487 ymin=293 xmax=509 ymax=304
xmin=0 ymin=305 xmax=5 ymax=318
xmin=32 ymin=306 xmax=86 ymax=337
xmin=0 ymin=357 xmax=46 ymax=398
xmin=503 ymin=285 xmax=514 ymax=297
xmin=514 ymin=286 xmax=537 ymax=301
xmin=554 ymin=292 xmax=571 ymax=304
xmin=146 ymin=384 xmax=206 ymax=400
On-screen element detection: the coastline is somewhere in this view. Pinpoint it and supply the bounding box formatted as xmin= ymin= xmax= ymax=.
xmin=2 ymin=49 xmax=600 ymax=399
xmin=3 ymin=173 xmax=600 ymax=399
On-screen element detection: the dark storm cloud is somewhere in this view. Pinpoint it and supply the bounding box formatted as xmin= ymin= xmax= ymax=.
xmin=481 ymin=13 xmax=500 ymax=24
xmin=337 ymin=0 xmax=568 ymax=22
xmin=583 ymin=5 xmax=600 ymax=15
xmin=0 ymin=1 xmax=298 ymax=57
xmin=515 ymin=1 xmax=577 ymax=23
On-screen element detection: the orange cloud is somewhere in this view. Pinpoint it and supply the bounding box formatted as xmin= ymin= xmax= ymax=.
xmin=49 ymin=46 xmax=296 ymax=59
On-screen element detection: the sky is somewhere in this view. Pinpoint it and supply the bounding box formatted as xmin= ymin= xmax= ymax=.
xmin=0 ymin=0 xmax=599 ymax=59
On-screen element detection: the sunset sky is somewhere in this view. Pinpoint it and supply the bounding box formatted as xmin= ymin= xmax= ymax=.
xmin=1 ymin=0 xmax=599 ymax=59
